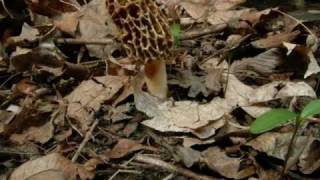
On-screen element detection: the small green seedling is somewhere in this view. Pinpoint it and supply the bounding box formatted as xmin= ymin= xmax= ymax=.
xmin=250 ymin=99 xmax=320 ymax=134
xmin=170 ymin=23 xmax=181 ymax=48
xmin=250 ymin=99 xmax=320 ymax=177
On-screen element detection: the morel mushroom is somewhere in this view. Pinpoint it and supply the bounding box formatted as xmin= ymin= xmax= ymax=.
xmin=106 ymin=0 xmax=173 ymax=99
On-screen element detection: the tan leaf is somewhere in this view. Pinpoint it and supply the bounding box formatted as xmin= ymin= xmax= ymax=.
xmin=202 ymin=147 xmax=255 ymax=179
xmin=106 ymin=139 xmax=144 ymax=159
xmin=9 ymin=153 xmax=93 ymax=180
xmin=251 ymin=31 xmax=300 ymax=49
xmin=78 ymin=0 xmax=119 ymax=58
xmin=136 ymin=90 xmax=232 ymax=137
xmin=65 ymin=76 xmax=128 ymax=132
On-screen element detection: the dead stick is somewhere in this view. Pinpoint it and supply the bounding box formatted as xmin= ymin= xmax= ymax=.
xmin=55 ymin=38 xmax=114 ymax=45
xmin=134 ymin=154 xmax=216 ymax=180
xmin=180 ymin=23 xmax=226 ymax=40
xmin=72 ymin=117 xmax=99 ymax=162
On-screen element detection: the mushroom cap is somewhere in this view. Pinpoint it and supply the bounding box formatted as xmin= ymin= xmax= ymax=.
xmin=106 ymin=0 xmax=173 ymax=64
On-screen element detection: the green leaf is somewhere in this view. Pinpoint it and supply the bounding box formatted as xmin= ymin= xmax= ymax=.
xmin=170 ymin=23 xmax=181 ymax=47
xmin=250 ymin=109 xmax=298 ymax=134
xmin=301 ymin=99 xmax=320 ymax=119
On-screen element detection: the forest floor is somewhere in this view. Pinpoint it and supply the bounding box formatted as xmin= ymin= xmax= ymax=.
xmin=1 ymin=0 xmax=320 ymax=179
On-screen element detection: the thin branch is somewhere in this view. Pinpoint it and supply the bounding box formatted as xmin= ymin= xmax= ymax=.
xmin=134 ymin=154 xmax=216 ymax=180
xmin=71 ymin=116 xmax=99 ymax=162
xmin=55 ymin=38 xmax=114 ymax=45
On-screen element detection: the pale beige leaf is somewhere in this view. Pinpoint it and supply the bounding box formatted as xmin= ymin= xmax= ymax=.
xmin=10 ymin=153 xmax=93 ymax=180
xmin=135 ymin=91 xmax=232 ymax=137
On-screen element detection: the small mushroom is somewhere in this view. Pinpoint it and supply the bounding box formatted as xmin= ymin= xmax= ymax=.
xmin=106 ymin=0 xmax=173 ymax=99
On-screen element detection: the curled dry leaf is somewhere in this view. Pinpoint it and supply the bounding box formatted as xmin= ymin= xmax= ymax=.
xmin=65 ymin=76 xmax=128 ymax=132
xmin=9 ymin=153 xmax=93 ymax=180
xmin=283 ymin=42 xmax=320 ymax=78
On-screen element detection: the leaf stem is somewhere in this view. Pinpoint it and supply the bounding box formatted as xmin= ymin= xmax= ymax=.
xmin=280 ymin=116 xmax=301 ymax=178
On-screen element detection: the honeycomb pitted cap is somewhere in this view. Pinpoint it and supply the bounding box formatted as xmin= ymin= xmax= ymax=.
xmin=106 ymin=0 xmax=173 ymax=64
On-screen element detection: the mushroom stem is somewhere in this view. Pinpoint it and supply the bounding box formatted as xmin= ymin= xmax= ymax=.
xmin=144 ymin=59 xmax=167 ymax=99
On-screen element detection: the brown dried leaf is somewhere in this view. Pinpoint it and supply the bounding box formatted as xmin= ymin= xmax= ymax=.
xmin=176 ymin=146 xmax=201 ymax=167
xmin=283 ymin=42 xmax=320 ymax=78
xmin=251 ymin=30 xmax=300 ymax=49
xmin=14 ymin=79 xmax=38 ymax=96
xmin=28 ymin=0 xmax=80 ymax=17
xmin=231 ymin=48 xmax=282 ymax=82
xmin=9 ymin=153 xmax=93 ymax=180
xmin=298 ymin=139 xmax=320 ymax=174
xmin=9 ymin=120 xmax=54 ymax=144
xmin=53 ymin=12 xmax=80 ymax=36
xmin=136 ymin=90 xmax=232 ymax=137
xmin=225 ymin=75 xmax=316 ymax=117
xmin=78 ymin=0 xmax=119 ymax=58
xmin=65 ymin=76 xmax=128 ymax=132
xmin=202 ymin=147 xmax=255 ymax=179
xmin=207 ymin=9 xmax=250 ymax=26
xmin=106 ymin=139 xmax=144 ymax=159
xmin=180 ymin=0 xmax=245 ymax=21
xmin=10 ymin=47 xmax=64 ymax=72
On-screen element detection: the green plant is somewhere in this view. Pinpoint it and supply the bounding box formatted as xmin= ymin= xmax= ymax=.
xmin=249 ymin=98 xmax=320 ymax=177
xmin=250 ymin=99 xmax=320 ymax=134
xmin=170 ymin=23 xmax=181 ymax=48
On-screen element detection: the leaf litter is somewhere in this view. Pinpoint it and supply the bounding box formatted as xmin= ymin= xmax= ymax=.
xmin=0 ymin=0 xmax=320 ymax=179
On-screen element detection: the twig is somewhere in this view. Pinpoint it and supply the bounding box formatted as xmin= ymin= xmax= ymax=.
xmin=280 ymin=118 xmax=301 ymax=178
xmin=108 ymin=169 xmax=141 ymax=180
xmin=0 ymin=0 xmax=13 ymax=18
xmin=162 ymin=173 xmax=175 ymax=180
xmin=274 ymin=9 xmax=318 ymax=48
xmin=134 ymin=154 xmax=216 ymax=180
xmin=55 ymin=38 xmax=114 ymax=45
xmin=180 ymin=24 xmax=226 ymax=40
xmin=71 ymin=117 xmax=99 ymax=162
